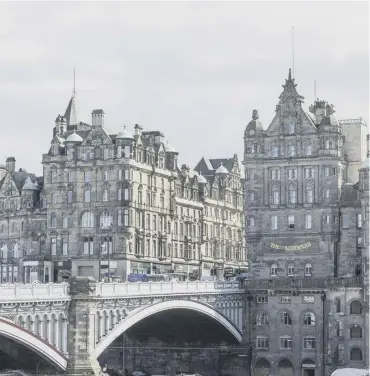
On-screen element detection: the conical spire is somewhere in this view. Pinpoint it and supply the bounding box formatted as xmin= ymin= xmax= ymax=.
xmin=64 ymin=70 xmax=78 ymax=126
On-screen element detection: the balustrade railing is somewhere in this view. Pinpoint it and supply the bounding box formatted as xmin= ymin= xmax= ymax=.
xmin=95 ymin=280 xmax=242 ymax=297
xmin=244 ymin=276 xmax=363 ymax=290
xmin=0 ymin=282 xmax=70 ymax=300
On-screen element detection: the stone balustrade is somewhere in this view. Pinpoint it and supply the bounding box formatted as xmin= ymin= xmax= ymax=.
xmin=244 ymin=276 xmax=363 ymax=290
xmin=0 ymin=282 xmax=70 ymax=301
xmin=95 ymin=280 xmax=242 ymax=297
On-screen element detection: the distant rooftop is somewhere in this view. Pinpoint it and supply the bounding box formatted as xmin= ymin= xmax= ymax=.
xmin=338 ymin=118 xmax=367 ymax=125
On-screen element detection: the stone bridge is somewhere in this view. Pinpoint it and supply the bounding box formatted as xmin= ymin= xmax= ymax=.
xmin=0 ymin=277 xmax=245 ymax=375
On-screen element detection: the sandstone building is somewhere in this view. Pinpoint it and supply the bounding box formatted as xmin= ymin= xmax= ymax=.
xmin=0 ymin=158 xmax=48 ymax=283
xmin=40 ymin=93 xmax=246 ymax=282
xmin=243 ymin=70 xmax=369 ymax=376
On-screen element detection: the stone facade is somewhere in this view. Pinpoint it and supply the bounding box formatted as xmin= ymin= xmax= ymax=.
xmin=41 ymin=95 xmax=246 ymax=282
xmin=0 ymin=158 xmax=49 ymax=283
xmin=243 ymin=70 xmax=369 ymax=376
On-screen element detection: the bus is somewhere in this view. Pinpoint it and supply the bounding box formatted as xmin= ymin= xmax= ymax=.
xmin=331 ymin=369 xmax=369 ymax=376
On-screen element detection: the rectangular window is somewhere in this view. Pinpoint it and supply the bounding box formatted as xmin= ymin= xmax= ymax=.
xmin=247 ymin=169 xmax=256 ymax=180
xmin=324 ymin=215 xmax=330 ymax=224
xmin=247 ymin=217 xmax=255 ymax=228
xmin=271 ymin=216 xmax=278 ymax=230
xmin=288 ymin=265 xmax=295 ymax=276
xmin=306 ymin=188 xmax=313 ymax=203
xmin=67 ymin=191 xmax=73 ymax=203
xmin=51 ymin=238 xmax=57 ymax=255
xmin=305 ymin=214 xmax=312 ymax=229
xmin=306 ymin=144 xmax=312 ymax=155
xmin=51 ymin=171 xmax=57 ymax=183
xmin=280 ymin=296 xmax=292 ymax=303
xmin=288 ymin=145 xmax=296 ymax=157
xmin=123 ymin=209 xmax=129 ymax=226
xmin=256 ymin=337 xmax=269 ymax=350
xmin=85 ymin=190 xmax=91 ymax=203
xmin=62 ymin=217 xmax=68 ymax=229
xmin=124 ymin=169 xmax=130 ymax=180
xmin=288 ymin=124 xmax=295 ymax=134
xmin=270 ymin=169 xmax=280 ymax=180
xmin=357 ymin=237 xmax=362 ymax=255
xmin=288 ymin=215 xmax=295 ymax=228
xmin=287 ymin=169 xmax=296 ymax=179
xmin=68 ymin=172 xmax=73 ymax=183
xmin=325 ymin=167 xmax=337 ymax=177
xmin=304 ymin=168 xmax=314 ymax=179
xmin=280 ymin=336 xmax=292 ymax=349
xmin=83 ymin=237 xmax=94 ymax=255
xmin=342 ymin=214 xmax=349 ymax=229
xmin=272 ymin=191 xmax=279 ymax=205
xmin=303 ymin=337 xmax=316 ymax=350
xmin=357 ymin=213 xmax=362 ymax=228
xmin=324 ymin=189 xmax=330 ymax=199
xmin=62 ymin=240 xmax=68 ymax=256
xmin=257 ymin=296 xmax=268 ymax=303
xmin=305 ymin=264 xmax=312 ymax=276
xmin=118 ymin=169 xmax=122 ymax=180
xmin=271 ymin=145 xmax=279 ymax=157
xmin=84 ymin=171 xmax=91 ymax=183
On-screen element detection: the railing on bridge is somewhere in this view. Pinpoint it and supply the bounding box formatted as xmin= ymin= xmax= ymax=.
xmin=94 ymin=280 xmax=242 ymax=297
xmin=244 ymin=276 xmax=363 ymax=290
xmin=0 ymin=282 xmax=70 ymax=300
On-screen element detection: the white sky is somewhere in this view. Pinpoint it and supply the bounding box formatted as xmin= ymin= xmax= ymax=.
xmin=0 ymin=1 xmax=368 ymax=175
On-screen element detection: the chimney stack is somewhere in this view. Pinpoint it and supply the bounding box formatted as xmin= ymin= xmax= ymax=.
xmin=5 ymin=157 xmax=16 ymax=173
xmin=91 ymin=109 xmax=105 ymax=127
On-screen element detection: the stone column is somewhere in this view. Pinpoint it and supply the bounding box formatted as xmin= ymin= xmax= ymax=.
xmin=66 ymin=276 xmax=101 ymax=376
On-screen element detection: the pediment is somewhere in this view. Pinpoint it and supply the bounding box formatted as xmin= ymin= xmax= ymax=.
xmin=0 ymin=173 xmax=20 ymax=197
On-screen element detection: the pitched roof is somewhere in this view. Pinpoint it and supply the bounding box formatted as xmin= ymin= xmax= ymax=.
xmin=64 ymin=96 xmax=77 ymax=126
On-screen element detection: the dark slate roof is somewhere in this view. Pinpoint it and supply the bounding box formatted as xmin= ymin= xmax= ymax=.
xmin=14 ymin=170 xmax=37 ymax=192
xmin=209 ymin=158 xmax=234 ymax=172
xmin=62 ymin=130 xmax=90 ymax=140
xmin=64 ymin=96 xmax=77 ymax=126
xmin=340 ymin=183 xmax=360 ymax=205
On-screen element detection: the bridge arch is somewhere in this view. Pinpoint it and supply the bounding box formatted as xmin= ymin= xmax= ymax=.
xmin=95 ymin=299 xmax=242 ymax=357
xmin=0 ymin=317 xmax=67 ymax=370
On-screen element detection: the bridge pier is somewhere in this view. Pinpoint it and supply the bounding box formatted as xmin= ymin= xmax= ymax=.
xmin=66 ymin=277 xmax=101 ymax=376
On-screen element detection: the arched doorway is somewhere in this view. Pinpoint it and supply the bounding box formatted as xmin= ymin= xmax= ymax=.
xmin=278 ymin=359 xmax=294 ymax=376
xmin=255 ymin=358 xmax=271 ymax=376
xmin=301 ymin=359 xmax=316 ymax=376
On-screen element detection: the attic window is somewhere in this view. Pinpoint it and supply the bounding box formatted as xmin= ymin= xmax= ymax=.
xmin=288 ymin=124 xmax=295 ymax=134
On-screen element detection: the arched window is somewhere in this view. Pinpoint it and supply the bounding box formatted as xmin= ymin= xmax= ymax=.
xmin=350 ymin=300 xmax=362 ymax=314
xmin=81 ymin=212 xmax=94 ymax=228
xmin=256 ymin=312 xmax=268 ymax=326
xmin=287 ymin=264 xmax=295 ymax=276
xmin=103 ymin=170 xmax=109 ymax=182
xmin=100 ymin=211 xmax=113 ymax=228
xmin=271 ymin=187 xmax=280 ymax=205
xmin=324 ymin=140 xmax=330 ymax=149
xmin=281 ymin=312 xmax=292 ymax=325
xmin=350 ymin=348 xmax=363 ymax=361
xmin=350 ymin=325 xmax=362 ymax=339
xmin=270 ymin=264 xmax=278 ymax=276
xmin=303 ymin=312 xmax=315 ymax=326
xmin=50 ymin=212 xmax=57 ymax=228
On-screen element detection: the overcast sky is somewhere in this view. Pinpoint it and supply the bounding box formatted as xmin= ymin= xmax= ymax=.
xmin=0 ymin=1 xmax=368 ymax=176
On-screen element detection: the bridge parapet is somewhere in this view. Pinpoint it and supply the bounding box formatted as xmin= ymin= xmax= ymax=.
xmin=95 ymin=280 xmax=242 ymax=297
xmin=0 ymin=282 xmax=70 ymax=301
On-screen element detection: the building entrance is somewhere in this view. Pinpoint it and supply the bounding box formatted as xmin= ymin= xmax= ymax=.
xmin=302 ymin=370 xmax=315 ymax=376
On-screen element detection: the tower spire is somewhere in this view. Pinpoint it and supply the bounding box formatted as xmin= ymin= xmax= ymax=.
xmin=73 ymin=69 xmax=76 ymax=98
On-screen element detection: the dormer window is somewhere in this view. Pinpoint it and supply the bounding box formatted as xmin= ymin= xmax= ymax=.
xmin=288 ymin=124 xmax=295 ymax=134
xmin=306 ymin=144 xmax=313 ymax=155
xmin=288 ymin=145 xmax=296 ymax=157
xmin=252 ymin=143 xmax=258 ymax=153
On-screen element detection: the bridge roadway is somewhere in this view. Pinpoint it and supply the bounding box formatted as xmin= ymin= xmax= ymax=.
xmin=0 ymin=277 xmax=245 ymax=375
